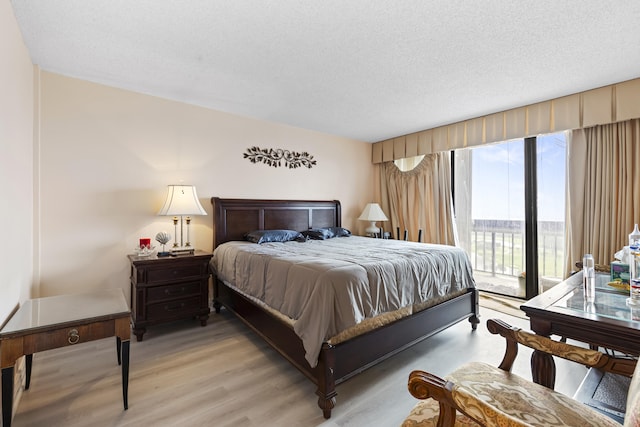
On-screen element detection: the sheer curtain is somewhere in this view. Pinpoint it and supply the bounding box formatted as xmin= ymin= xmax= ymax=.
xmin=565 ymin=119 xmax=640 ymax=273
xmin=378 ymin=152 xmax=457 ymax=244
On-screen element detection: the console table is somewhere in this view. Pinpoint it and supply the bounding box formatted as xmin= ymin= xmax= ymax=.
xmin=0 ymin=289 xmax=131 ymax=427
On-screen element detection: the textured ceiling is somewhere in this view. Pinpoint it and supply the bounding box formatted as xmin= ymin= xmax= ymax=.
xmin=10 ymin=1 xmax=640 ymax=142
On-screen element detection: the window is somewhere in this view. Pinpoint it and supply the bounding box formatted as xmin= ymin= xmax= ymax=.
xmin=536 ymin=133 xmax=566 ymax=292
xmin=453 ymin=133 xmax=566 ymax=299
xmin=394 ymin=155 xmax=425 ymax=172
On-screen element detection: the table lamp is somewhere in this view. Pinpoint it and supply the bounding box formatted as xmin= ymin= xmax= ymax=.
xmin=358 ymin=203 xmax=388 ymax=236
xmin=157 ymin=185 xmax=207 ymax=254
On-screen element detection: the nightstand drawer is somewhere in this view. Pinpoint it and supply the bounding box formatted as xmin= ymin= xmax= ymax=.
xmin=147 ymin=296 xmax=201 ymax=319
xmin=147 ymin=282 xmax=200 ymax=301
xmin=146 ymin=265 xmax=204 ymax=284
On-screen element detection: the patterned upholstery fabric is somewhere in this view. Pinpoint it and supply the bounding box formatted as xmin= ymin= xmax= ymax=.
xmin=624 ymin=359 xmax=640 ymax=427
xmin=401 ymin=399 xmax=479 ymax=427
xmin=402 ymin=361 xmax=622 ymax=427
xmin=513 ymin=329 xmax=604 ymax=366
xmin=448 ymin=362 xmax=620 ymax=427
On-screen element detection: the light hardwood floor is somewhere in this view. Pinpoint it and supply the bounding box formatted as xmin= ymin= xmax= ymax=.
xmin=10 ymin=305 xmax=586 ymax=427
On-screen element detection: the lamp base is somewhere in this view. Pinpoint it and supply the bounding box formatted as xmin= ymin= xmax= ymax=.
xmin=170 ymin=247 xmax=195 ymax=256
xmin=364 ymin=222 xmax=380 ymax=235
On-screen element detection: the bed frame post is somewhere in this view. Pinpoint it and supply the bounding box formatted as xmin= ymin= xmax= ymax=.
xmin=315 ymin=344 xmax=337 ymax=419
xmin=469 ymin=288 xmax=480 ymax=330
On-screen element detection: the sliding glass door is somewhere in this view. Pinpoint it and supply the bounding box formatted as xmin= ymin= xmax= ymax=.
xmin=454 ymin=132 xmax=566 ymax=299
xmin=455 ymin=139 xmax=527 ymax=297
xmin=535 ymin=133 xmax=567 ymax=293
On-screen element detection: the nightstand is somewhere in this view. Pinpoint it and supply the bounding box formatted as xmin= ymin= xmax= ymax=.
xmin=128 ymin=250 xmax=212 ymax=341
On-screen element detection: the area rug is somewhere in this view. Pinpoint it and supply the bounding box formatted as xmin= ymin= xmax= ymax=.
xmin=479 ymin=292 xmax=528 ymax=319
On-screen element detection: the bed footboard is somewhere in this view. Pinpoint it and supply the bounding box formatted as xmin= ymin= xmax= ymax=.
xmin=214 ymin=276 xmax=479 ymax=419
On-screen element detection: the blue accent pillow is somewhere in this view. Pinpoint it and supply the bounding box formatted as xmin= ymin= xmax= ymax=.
xmin=244 ymin=229 xmax=306 ymax=244
xmin=328 ymin=227 xmax=351 ymax=237
xmin=302 ymin=228 xmax=333 ymax=240
xmin=302 ymin=227 xmax=352 ymax=240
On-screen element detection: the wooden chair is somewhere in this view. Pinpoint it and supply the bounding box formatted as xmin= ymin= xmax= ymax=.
xmin=401 ymin=318 xmax=640 ymax=426
xmin=397 ymin=227 xmax=423 ymax=242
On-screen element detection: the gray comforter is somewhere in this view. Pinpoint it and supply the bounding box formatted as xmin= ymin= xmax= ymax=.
xmin=211 ymin=236 xmax=475 ymax=367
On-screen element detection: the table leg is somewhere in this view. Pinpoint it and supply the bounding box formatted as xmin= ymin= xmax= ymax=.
xmin=531 ymin=349 xmax=556 ymax=389
xmin=529 ymin=319 xmax=557 ymax=388
xmin=121 ymin=339 xmax=130 ymax=410
xmin=2 ymin=366 xmax=14 ymax=427
xmin=116 ymin=337 xmax=122 ymax=366
xmin=25 ymin=354 xmax=33 ymax=389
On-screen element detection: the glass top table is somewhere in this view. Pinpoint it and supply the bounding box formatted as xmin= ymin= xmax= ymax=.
xmin=521 ymin=271 xmax=640 ymax=389
xmin=0 ymin=289 xmax=131 ymax=427
xmin=551 ymin=273 xmax=640 ymax=323
xmin=1 ymin=289 xmax=130 ymax=335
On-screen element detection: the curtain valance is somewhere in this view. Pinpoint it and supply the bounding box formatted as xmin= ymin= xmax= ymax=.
xmin=372 ymin=78 xmax=640 ymax=163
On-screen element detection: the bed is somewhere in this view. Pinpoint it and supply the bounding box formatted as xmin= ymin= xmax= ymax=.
xmin=210 ymin=197 xmax=480 ymax=419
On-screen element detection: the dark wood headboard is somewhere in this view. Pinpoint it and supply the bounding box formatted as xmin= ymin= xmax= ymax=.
xmin=211 ymin=197 xmax=342 ymax=249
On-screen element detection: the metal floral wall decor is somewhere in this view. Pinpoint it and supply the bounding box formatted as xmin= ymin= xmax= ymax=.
xmin=243 ymin=146 xmax=317 ymax=169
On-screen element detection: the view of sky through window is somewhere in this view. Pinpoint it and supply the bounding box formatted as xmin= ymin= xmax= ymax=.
xmin=471 ymin=133 xmax=566 ymax=221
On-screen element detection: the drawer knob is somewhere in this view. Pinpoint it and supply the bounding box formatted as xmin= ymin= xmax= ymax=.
xmin=68 ymin=329 xmax=80 ymax=344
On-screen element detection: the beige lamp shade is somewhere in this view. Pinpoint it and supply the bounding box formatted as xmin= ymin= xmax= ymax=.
xmin=158 ymin=185 xmax=207 ymax=216
xmin=358 ymin=203 xmax=388 ymax=235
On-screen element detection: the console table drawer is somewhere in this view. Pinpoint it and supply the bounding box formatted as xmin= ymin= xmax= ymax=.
xmin=145 ymin=265 xmax=204 ymax=284
xmin=147 ymin=282 xmax=200 ymax=301
xmin=147 ymin=296 xmax=201 ymax=319
xmin=23 ymin=320 xmax=115 ymax=353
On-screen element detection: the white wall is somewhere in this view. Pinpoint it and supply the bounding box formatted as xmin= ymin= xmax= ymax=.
xmin=38 ymin=71 xmax=374 ymax=299
xmin=0 ymin=2 xmax=34 ymax=322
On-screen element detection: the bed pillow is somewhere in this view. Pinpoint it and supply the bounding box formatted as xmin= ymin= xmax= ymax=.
xmin=303 ymin=227 xmax=352 ymax=240
xmin=302 ymin=228 xmax=333 ymax=240
xmin=328 ymin=226 xmax=351 ymax=237
xmin=244 ymin=229 xmax=306 ymax=244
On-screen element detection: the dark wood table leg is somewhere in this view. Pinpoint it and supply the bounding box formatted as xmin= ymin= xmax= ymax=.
xmin=2 ymin=366 xmax=14 ymax=427
xmin=529 ymin=320 xmax=556 ymax=388
xmin=116 ymin=337 xmax=122 ymax=365
xmin=531 ymin=349 xmax=556 ymax=388
xmin=25 ymin=354 xmax=33 ymax=389
xmin=121 ymin=339 xmax=130 ymax=410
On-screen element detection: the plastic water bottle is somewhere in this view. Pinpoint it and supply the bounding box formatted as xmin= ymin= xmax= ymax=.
xmin=629 ymin=225 xmax=640 ymax=305
xmin=630 ymin=279 xmax=640 ymax=306
xmin=583 ymin=254 xmax=595 ymax=303
xmin=630 ymin=224 xmax=640 ymax=248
